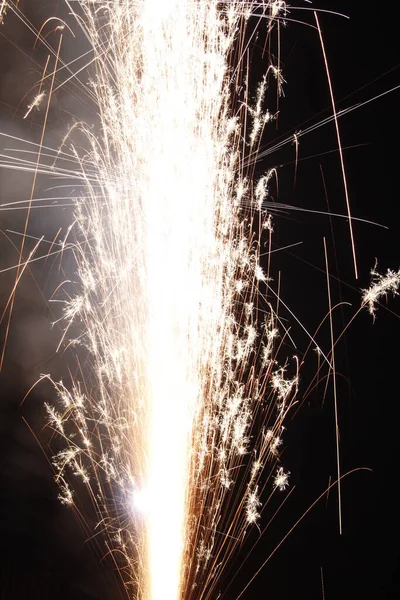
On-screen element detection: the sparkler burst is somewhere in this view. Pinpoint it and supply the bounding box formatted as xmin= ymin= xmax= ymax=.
xmin=52 ymin=2 xmax=296 ymax=598
xmin=1 ymin=1 xmax=398 ymax=599
xmin=0 ymin=1 xmax=296 ymax=598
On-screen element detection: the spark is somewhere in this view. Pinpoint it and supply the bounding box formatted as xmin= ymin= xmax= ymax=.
xmin=23 ymin=92 xmax=46 ymax=119
xmin=0 ymin=0 xmax=12 ymax=23
xmin=274 ymin=467 xmax=290 ymax=491
xmin=362 ymin=264 xmax=400 ymax=317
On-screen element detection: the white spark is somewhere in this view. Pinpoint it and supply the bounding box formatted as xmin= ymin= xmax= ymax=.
xmin=274 ymin=467 xmax=290 ymax=491
xmin=362 ymin=264 xmax=400 ymax=316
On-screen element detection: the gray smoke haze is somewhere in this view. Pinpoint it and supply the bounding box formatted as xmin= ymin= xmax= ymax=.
xmin=0 ymin=3 xmax=116 ymax=598
xmin=0 ymin=0 xmax=95 ymax=384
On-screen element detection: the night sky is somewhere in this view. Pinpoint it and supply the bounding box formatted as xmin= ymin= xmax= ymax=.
xmin=1 ymin=2 xmax=399 ymax=599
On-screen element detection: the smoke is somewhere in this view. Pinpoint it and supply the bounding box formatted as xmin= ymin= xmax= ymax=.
xmin=0 ymin=4 xmax=117 ymax=598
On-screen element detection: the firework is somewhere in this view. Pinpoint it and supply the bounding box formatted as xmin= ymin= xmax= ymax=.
xmin=2 ymin=1 xmax=398 ymax=599
xmin=0 ymin=2 xmax=295 ymax=599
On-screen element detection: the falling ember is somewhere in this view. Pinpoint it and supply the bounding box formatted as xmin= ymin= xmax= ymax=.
xmin=2 ymin=1 xmax=296 ymax=599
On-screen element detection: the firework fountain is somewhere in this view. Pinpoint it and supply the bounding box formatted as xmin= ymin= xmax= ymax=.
xmin=1 ymin=0 xmax=400 ymax=599
xmin=0 ymin=1 xmax=298 ymax=599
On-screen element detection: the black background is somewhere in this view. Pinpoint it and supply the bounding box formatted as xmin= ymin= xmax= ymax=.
xmin=0 ymin=1 xmax=399 ymax=599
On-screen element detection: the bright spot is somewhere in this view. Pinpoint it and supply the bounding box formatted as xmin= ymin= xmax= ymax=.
xmin=132 ymin=488 xmax=151 ymax=515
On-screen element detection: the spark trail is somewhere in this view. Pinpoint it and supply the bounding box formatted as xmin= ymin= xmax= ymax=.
xmin=1 ymin=1 xmax=296 ymax=599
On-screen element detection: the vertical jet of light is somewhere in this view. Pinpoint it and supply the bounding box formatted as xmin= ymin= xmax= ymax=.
xmin=134 ymin=4 xmax=247 ymax=598
xmin=2 ymin=2 xmax=292 ymax=599
xmin=72 ymin=2 xmax=249 ymax=598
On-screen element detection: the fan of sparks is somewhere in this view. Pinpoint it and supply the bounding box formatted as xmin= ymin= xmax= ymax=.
xmin=1 ymin=1 xmax=297 ymax=599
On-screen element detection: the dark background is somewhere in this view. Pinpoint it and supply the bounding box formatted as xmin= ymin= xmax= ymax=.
xmin=0 ymin=1 xmax=399 ymax=599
